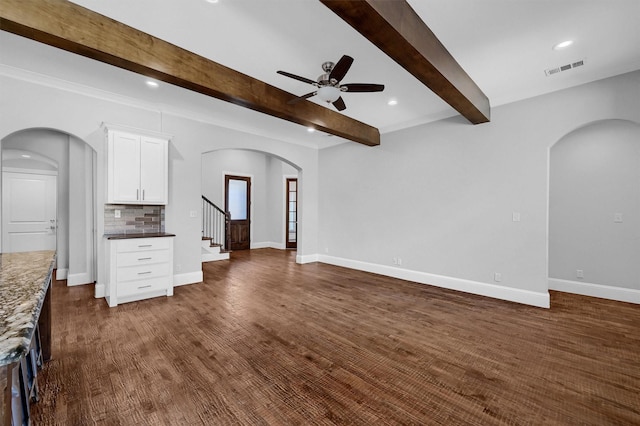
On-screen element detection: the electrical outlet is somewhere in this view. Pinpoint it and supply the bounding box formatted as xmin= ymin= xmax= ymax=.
xmin=614 ymin=213 xmax=623 ymax=223
xmin=576 ymin=269 xmax=584 ymax=279
xmin=114 ymin=209 xmax=121 ymax=218
xmin=190 ymin=210 xmax=197 ymax=218
xmin=494 ymin=272 xmax=502 ymax=282
xmin=397 ymin=258 xmax=402 ymax=266
xmin=512 ymin=212 xmax=521 ymax=222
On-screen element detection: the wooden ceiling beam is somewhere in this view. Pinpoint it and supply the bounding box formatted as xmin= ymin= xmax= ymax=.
xmin=0 ymin=0 xmax=380 ymax=146
xmin=320 ymin=0 xmax=490 ymax=124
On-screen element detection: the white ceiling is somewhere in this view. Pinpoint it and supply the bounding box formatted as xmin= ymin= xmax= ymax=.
xmin=1 ymin=0 xmax=639 ymax=148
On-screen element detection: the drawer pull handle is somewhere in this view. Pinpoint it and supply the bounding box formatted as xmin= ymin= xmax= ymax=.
xmin=138 ymin=271 xmax=152 ymax=275
xmin=138 ymin=257 xmax=152 ymax=261
xmin=138 ymin=244 xmax=152 ymax=248
xmin=137 ymin=285 xmax=152 ymax=289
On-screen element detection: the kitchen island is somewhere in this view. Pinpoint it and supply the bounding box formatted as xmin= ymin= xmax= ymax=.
xmin=0 ymin=250 xmax=55 ymax=425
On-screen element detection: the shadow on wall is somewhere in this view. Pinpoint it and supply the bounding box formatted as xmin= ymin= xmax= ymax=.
xmin=549 ymin=119 xmax=640 ymax=296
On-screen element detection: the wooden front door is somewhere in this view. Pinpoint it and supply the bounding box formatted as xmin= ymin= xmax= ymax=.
xmin=225 ymin=175 xmax=251 ymax=250
xmin=286 ymin=178 xmax=297 ymax=249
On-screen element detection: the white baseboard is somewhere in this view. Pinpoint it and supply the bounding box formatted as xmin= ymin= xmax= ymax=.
xmin=67 ymin=272 xmax=92 ymax=286
xmin=94 ymin=283 xmax=105 ymax=298
xmin=251 ymin=241 xmax=285 ymax=250
xmin=56 ymin=268 xmax=68 ymax=280
xmin=317 ymin=255 xmax=550 ymax=308
xmin=297 ymin=253 xmax=319 ymax=264
xmin=174 ymin=271 xmax=203 ymax=287
xmin=549 ymin=278 xmax=640 ymax=304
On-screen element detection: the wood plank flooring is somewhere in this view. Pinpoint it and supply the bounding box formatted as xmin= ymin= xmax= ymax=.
xmin=32 ymin=249 xmax=640 ymax=425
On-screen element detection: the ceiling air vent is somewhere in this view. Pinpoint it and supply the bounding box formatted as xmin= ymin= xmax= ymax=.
xmin=544 ymin=59 xmax=586 ymax=77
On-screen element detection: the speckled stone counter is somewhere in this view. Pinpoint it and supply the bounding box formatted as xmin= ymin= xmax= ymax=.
xmin=0 ymin=250 xmax=55 ymax=366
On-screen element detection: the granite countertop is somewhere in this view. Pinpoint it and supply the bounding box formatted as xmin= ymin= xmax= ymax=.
xmin=0 ymin=250 xmax=56 ymax=366
xmin=105 ymin=232 xmax=176 ymax=240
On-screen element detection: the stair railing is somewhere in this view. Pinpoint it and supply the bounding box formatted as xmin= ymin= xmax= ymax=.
xmin=202 ymin=196 xmax=230 ymax=251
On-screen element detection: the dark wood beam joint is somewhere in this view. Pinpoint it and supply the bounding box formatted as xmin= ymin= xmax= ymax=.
xmin=0 ymin=0 xmax=380 ymax=146
xmin=320 ymin=0 xmax=490 ymax=124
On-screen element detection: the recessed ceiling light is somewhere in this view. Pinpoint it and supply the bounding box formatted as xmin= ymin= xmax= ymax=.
xmin=146 ymin=80 xmax=159 ymax=88
xmin=21 ymin=154 xmax=31 ymax=158
xmin=206 ymin=0 xmax=219 ymax=3
xmin=387 ymin=99 xmax=398 ymax=106
xmin=307 ymin=127 xmax=315 ymax=133
xmin=553 ymin=40 xmax=574 ymax=50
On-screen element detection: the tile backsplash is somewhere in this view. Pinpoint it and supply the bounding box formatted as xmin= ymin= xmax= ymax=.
xmin=104 ymin=204 xmax=165 ymax=235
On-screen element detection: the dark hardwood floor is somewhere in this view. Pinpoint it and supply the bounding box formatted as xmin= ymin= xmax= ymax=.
xmin=32 ymin=249 xmax=639 ymax=425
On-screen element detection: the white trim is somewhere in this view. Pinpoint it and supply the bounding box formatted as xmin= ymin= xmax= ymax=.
xmin=101 ymin=122 xmax=173 ymax=141
xmin=297 ymin=253 xmax=319 ymax=264
xmin=549 ymin=278 xmax=640 ymax=304
xmin=251 ymin=241 xmax=285 ymax=250
xmin=67 ymin=272 xmax=92 ymax=286
xmin=173 ymin=271 xmax=204 ymax=287
xmin=56 ymin=268 xmax=68 ymax=280
xmin=317 ymin=255 xmax=550 ymax=308
xmin=94 ymin=283 xmax=105 ymax=298
xmin=2 ymin=167 xmax=58 ymax=176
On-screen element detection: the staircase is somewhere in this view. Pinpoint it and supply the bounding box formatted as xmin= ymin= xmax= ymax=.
xmin=201 ymin=237 xmax=229 ymax=262
xmin=201 ymin=196 xmax=230 ymax=263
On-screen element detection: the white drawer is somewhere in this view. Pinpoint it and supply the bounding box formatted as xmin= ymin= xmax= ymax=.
xmin=117 ymin=276 xmax=169 ymax=297
xmin=117 ymin=262 xmax=170 ymax=283
xmin=116 ymin=250 xmax=171 ymax=267
xmin=116 ymin=237 xmax=172 ymax=253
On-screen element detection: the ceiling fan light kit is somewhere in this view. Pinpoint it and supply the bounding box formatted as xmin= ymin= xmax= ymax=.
xmin=277 ymin=55 xmax=385 ymax=112
xmin=317 ymin=86 xmax=341 ymax=103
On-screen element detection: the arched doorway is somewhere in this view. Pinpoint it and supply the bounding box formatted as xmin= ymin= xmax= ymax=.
xmin=1 ymin=128 xmax=97 ymax=286
xmin=548 ymin=119 xmax=640 ymax=303
xmin=201 ymin=148 xmax=301 ymax=257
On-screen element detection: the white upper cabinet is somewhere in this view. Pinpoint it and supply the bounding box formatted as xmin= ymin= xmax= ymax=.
xmin=106 ymin=127 xmax=169 ymax=205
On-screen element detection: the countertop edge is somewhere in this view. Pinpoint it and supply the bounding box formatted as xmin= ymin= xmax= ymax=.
xmin=104 ymin=233 xmax=176 ymax=240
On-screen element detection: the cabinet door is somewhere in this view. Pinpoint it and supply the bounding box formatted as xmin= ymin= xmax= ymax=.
xmin=109 ymin=131 xmax=141 ymax=203
xmin=139 ymin=136 xmax=168 ymax=204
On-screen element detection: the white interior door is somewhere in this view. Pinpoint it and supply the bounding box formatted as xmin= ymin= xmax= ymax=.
xmin=2 ymin=171 xmax=57 ymax=253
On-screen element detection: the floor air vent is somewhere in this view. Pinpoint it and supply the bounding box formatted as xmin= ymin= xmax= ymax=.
xmin=545 ymin=59 xmax=585 ymax=76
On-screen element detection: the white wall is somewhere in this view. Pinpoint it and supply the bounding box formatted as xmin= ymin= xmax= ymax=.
xmin=201 ymin=149 xmax=297 ymax=248
xmin=318 ymin=70 xmax=640 ymax=307
xmin=0 ymin=73 xmax=320 ymax=295
xmin=549 ymin=119 xmax=640 ymax=292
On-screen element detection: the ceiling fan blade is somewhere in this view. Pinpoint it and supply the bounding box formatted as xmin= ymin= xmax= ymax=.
xmin=341 ymin=83 xmax=385 ymax=92
xmin=277 ymin=70 xmax=317 ymax=86
xmin=332 ymin=96 xmax=347 ymax=111
xmin=287 ymin=91 xmax=317 ymax=105
xmin=329 ymin=55 xmax=354 ymax=83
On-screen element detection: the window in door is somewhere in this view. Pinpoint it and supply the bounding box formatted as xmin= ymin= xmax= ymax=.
xmin=286 ymin=178 xmax=297 ymax=249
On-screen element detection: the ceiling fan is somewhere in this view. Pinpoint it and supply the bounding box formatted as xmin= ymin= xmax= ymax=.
xmin=277 ymin=55 xmax=384 ymax=111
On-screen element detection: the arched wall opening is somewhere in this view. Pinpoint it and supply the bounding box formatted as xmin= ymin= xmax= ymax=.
xmin=548 ymin=119 xmax=640 ymax=303
xmin=1 ymin=127 xmax=97 ymax=286
xmin=201 ymin=148 xmax=301 ymax=253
